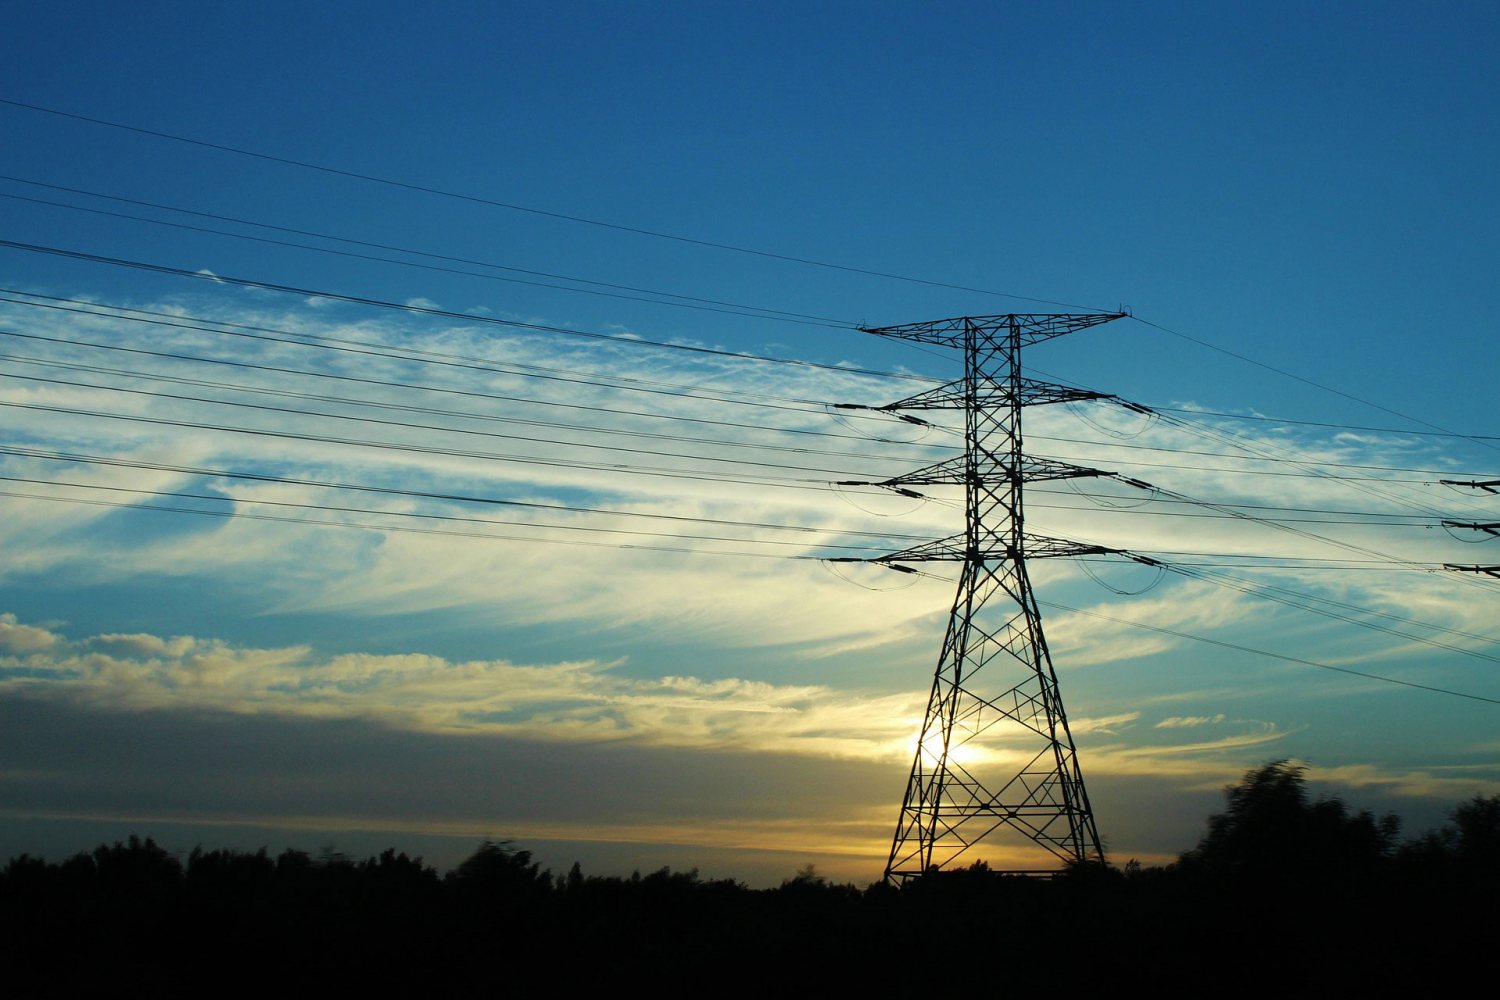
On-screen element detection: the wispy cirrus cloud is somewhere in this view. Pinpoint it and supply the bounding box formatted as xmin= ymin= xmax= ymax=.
xmin=3 ymin=286 xmax=1499 ymax=876
xmin=1155 ymin=714 xmax=1227 ymax=728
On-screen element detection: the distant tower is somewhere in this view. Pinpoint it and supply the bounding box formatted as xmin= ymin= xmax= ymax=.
xmin=837 ymin=313 xmax=1125 ymax=879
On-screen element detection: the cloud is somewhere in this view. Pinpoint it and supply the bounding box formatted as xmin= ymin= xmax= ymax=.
xmin=1071 ymin=711 xmax=1141 ymax=734
xmin=1311 ymin=762 xmax=1500 ymax=801
xmin=89 ymin=633 xmax=197 ymax=658
xmin=2 ymin=283 xmax=1498 ymax=857
xmin=0 ymin=613 xmax=57 ymax=653
xmin=1082 ymin=723 xmax=1299 ymax=787
xmin=0 ymin=614 xmax=922 ymax=761
xmin=0 ymin=290 xmax=969 ymax=658
xmin=1155 ymin=714 xmax=1227 ymax=728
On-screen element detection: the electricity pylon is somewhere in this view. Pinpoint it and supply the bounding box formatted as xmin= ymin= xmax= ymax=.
xmin=836 ymin=313 xmax=1126 ymax=880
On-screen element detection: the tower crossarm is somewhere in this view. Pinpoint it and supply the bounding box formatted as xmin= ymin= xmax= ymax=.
xmin=838 ymin=456 xmax=1110 ymax=490
xmin=866 ymin=378 xmax=1114 ymax=412
xmin=1018 ymin=457 xmax=1115 ymax=483
xmin=828 ymin=533 xmax=1123 ymax=565
xmin=859 ymin=312 xmax=1127 ymax=349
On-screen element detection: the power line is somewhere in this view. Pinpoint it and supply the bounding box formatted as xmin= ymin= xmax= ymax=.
xmin=1149 ymin=403 xmax=1500 ymax=445
xmin=0 ymin=445 xmax=934 ymax=541
xmin=1031 ymin=431 xmax=1495 ymax=479
xmin=12 ymin=97 xmax=1475 ymax=454
xmin=0 ymin=354 xmax=923 ymax=467
xmin=0 ymin=183 xmax=856 ymax=329
xmin=0 ymin=398 xmax=893 ymax=493
xmin=0 ymin=375 xmax=888 ymax=481
xmin=1123 ymin=549 xmax=1447 ymax=568
xmin=1098 ymin=561 xmax=1452 ymax=573
xmin=0 ymin=322 xmax=947 ymax=451
xmin=0 ymin=238 xmax=938 ymax=382
xmin=1029 ymin=498 xmax=1444 ymax=528
xmin=1037 ymin=597 xmax=1500 ymax=706
xmin=8 ymin=444 xmax=1454 ymax=546
xmin=0 ymin=291 xmax=928 ymax=421
xmin=1036 ymin=485 xmax=1459 ymax=521
xmin=0 ymin=475 xmax=900 ymax=554
xmin=0 ymin=98 xmax=1106 ymax=311
xmin=0 ymin=487 xmax=846 ymax=562
xmin=1103 ymin=479 xmax=1500 ymax=594
xmin=1130 ymin=315 xmax=1500 ymax=455
xmin=1154 ymin=560 xmax=1500 ymax=664
xmin=1035 ymin=451 xmax=1458 ymax=485
xmin=1029 ymin=367 xmax=1492 ymax=520
xmin=1139 ymin=404 xmax=1500 ymax=522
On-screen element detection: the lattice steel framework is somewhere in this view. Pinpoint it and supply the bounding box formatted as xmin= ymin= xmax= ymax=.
xmin=839 ymin=313 xmax=1127 ymax=880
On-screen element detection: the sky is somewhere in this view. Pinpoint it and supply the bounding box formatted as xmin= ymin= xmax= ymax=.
xmin=0 ymin=1 xmax=1497 ymax=885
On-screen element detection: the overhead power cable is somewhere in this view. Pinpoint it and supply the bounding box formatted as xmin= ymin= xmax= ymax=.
xmin=1151 ymin=560 xmax=1500 ymax=664
xmin=1031 ymin=497 xmax=1444 ymax=528
xmin=0 ymin=398 xmax=893 ymax=494
xmin=1129 ymin=316 xmax=1500 ymax=456
xmin=1149 ymin=404 xmax=1500 ymax=445
xmin=0 ymin=291 xmax=928 ymax=423
xmin=1032 ymin=366 xmax=1495 ymax=518
xmin=11 ymin=447 xmax=1452 ymax=540
xmin=1112 ymin=478 xmax=1495 ymax=585
xmin=0 ymin=445 xmax=934 ymax=541
xmin=0 ymin=322 xmax=946 ymax=452
xmin=0 ymin=475 xmax=898 ymax=554
xmin=13 ymin=97 xmax=1467 ymax=434
xmin=1036 ymin=485 xmax=1458 ymax=521
xmin=1033 ymin=432 xmax=1495 ymax=479
xmin=1139 ymin=404 xmax=1500 ymax=522
xmin=1038 ymin=598 xmax=1500 ymax=706
xmin=1122 ymin=549 xmax=1445 ymax=568
xmin=0 ymin=98 xmax=1105 ymax=312
xmin=0 ymin=374 xmax=888 ymax=480
xmin=1095 ymin=561 xmax=1450 ymax=573
xmin=1036 ymin=451 xmax=1463 ymax=485
xmin=0 ymin=239 xmax=937 ymax=382
xmin=0 ymin=356 xmax=921 ymax=467
xmin=0 ymin=183 xmax=854 ymax=329
xmin=0 ymin=488 xmax=845 ymax=562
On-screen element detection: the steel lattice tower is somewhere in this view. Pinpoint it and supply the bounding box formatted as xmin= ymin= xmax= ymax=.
xmin=838 ymin=313 xmax=1127 ymax=880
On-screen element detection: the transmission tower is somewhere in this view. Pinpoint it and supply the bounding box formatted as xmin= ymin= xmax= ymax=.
xmin=836 ymin=312 xmax=1127 ymax=880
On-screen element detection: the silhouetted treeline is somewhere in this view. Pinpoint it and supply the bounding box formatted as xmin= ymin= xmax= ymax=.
xmin=4 ymin=762 xmax=1496 ymax=990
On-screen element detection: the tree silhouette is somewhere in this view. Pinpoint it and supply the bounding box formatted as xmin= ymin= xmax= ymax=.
xmin=1180 ymin=760 xmax=1397 ymax=884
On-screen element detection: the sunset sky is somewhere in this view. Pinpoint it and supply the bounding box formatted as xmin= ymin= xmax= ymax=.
xmin=1 ymin=1 xmax=1497 ymax=885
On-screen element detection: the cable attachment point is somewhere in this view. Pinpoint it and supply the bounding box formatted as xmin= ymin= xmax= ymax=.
xmin=1444 ymin=563 xmax=1500 ymax=579
xmin=1442 ymin=521 xmax=1500 ymax=540
xmin=1440 ymin=479 xmax=1500 ymax=495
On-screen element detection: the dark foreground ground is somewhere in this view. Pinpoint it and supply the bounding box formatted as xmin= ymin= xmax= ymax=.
xmin=4 ymin=763 xmax=1496 ymax=992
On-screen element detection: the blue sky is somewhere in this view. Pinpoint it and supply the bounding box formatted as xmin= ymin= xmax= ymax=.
xmin=1 ymin=2 xmax=1497 ymax=884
